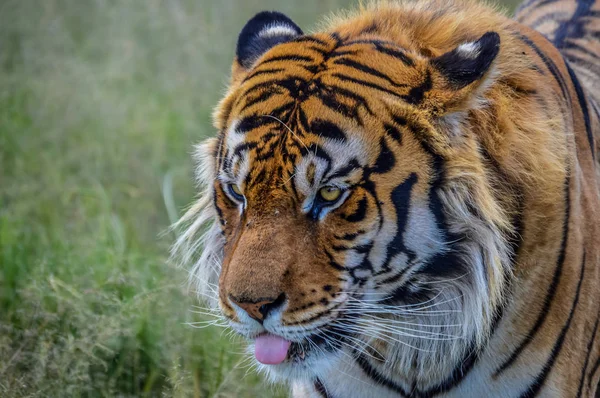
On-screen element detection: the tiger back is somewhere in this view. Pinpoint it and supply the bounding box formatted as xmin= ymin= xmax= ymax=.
xmin=174 ymin=0 xmax=600 ymax=396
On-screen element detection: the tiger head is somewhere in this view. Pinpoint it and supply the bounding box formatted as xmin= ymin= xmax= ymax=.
xmin=175 ymin=5 xmax=527 ymax=386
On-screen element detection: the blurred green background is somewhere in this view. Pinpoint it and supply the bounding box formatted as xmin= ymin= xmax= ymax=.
xmin=0 ymin=0 xmax=520 ymax=397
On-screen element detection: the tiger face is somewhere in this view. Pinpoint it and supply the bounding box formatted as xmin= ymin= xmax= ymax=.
xmin=179 ymin=9 xmax=515 ymax=386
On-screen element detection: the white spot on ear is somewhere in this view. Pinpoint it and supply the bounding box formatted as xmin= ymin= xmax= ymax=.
xmin=258 ymin=23 xmax=299 ymax=39
xmin=456 ymin=42 xmax=481 ymax=59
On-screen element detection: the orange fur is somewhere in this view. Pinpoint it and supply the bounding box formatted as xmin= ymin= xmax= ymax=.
xmin=175 ymin=0 xmax=600 ymax=396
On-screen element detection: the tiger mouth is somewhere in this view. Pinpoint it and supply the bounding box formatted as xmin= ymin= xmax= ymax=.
xmin=252 ymin=324 xmax=351 ymax=365
xmin=253 ymin=333 xmax=333 ymax=365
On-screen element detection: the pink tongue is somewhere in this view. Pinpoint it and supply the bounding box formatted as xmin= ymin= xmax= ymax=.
xmin=254 ymin=334 xmax=291 ymax=365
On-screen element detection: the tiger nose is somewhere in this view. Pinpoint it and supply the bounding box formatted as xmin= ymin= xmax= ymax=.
xmin=230 ymin=293 xmax=286 ymax=323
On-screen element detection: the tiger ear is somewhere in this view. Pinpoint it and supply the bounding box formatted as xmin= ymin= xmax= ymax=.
xmin=235 ymin=11 xmax=303 ymax=71
xmin=431 ymin=32 xmax=500 ymax=89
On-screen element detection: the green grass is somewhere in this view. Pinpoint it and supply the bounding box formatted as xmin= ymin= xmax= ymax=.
xmin=0 ymin=0 xmax=520 ymax=396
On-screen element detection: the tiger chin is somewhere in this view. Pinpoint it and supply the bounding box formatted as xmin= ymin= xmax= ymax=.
xmin=173 ymin=0 xmax=600 ymax=397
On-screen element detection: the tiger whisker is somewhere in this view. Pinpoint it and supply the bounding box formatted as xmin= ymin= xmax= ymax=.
xmin=262 ymin=114 xmax=310 ymax=153
xmin=309 ymin=333 xmax=384 ymax=389
xmin=351 ymin=320 xmax=463 ymax=339
xmin=333 ymin=320 xmax=461 ymax=343
xmin=329 ymin=321 xmax=436 ymax=352
xmin=317 ymin=328 xmax=387 ymax=362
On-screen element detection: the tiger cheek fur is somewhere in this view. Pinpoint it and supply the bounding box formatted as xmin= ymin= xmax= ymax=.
xmin=173 ymin=1 xmax=600 ymax=397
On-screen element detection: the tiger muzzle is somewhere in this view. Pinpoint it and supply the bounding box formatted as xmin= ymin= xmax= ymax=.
xmin=219 ymin=215 xmax=297 ymax=322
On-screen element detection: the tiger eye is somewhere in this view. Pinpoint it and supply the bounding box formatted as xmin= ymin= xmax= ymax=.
xmin=319 ymin=186 xmax=342 ymax=202
xmin=230 ymin=184 xmax=243 ymax=197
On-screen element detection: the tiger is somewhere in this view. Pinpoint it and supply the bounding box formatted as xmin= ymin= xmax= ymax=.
xmin=172 ymin=0 xmax=600 ymax=396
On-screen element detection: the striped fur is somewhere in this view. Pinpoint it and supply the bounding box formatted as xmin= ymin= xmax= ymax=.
xmin=173 ymin=0 xmax=600 ymax=396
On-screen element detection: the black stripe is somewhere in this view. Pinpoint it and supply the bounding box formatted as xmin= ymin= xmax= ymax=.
xmin=216 ymin=183 xmax=238 ymax=209
xmin=324 ymin=249 xmax=345 ymax=271
xmin=240 ymin=88 xmax=282 ymax=112
xmin=565 ymin=61 xmax=595 ymax=160
xmin=418 ymin=250 xmax=465 ymax=280
xmin=316 ymin=82 xmax=374 ymax=119
xmin=356 ymin=343 xmax=483 ymax=398
xmin=301 ymin=143 xmax=331 ymax=164
xmin=215 ymin=129 xmax=227 ymax=170
xmin=333 ymin=57 xmax=409 ymax=88
xmin=402 ymin=71 xmax=432 ymax=105
xmin=372 ymin=42 xmax=415 ymax=66
xmin=318 ymin=92 xmax=362 ymax=120
xmin=414 ymin=345 xmax=481 ymax=397
xmin=241 ymin=67 xmax=285 ymax=84
xmin=499 ymin=79 xmax=537 ymax=96
xmin=335 ymin=230 xmax=366 ymax=241
xmin=427 ymin=151 xmax=455 ymax=247
xmin=296 ymin=107 xmax=310 ymax=133
xmin=530 ymin=11 xmax=570 ymax=30
xmin=213 ymin=188 xmax=226 ymax=227
xmin=576 ymin=308 xmax=600 ymax=397
xmin=589 ymin=355 xmax=600 ymax=391
xmin=372 ymin=137 xmax=395 ymax=174
xmin=259 ymin=54 xmax=314 ymax=65
xmin=378 ymin=265 xmax=412 ymax=286
xmin=247 ymin=167 xmax=267 ymax=187
xmin=359 ymin=40 xmax=414 ymax=66
xmin=323 ymin=83 xmax=374 ymax=115
xmin=332 ymin=244 xmax=371 ymax=254
xmin=332 ymin=72 xmax=407 ymax=100
xmin=355 ymin=353 xmax=410 ymax=397
xmin=324 ymin=158 xmax=361 ymax=183
xmin=384 ymin=123 xmax=403 ymax=144
xmin=563 ymin=40 xmax=600 ymax=60
xmin=554 ymin=0 xmax=595 ymax=49
xmin=292 ymin=36 xmax=328 ymax=46
xmin=380 ymin=173 xmax=418 ymax=273
xmin=305 ymin=45 xmax=329 ymax=56
xmin=311 ymin=119 xmax=347 ymax=141
xmin=562 ymin=54 xmax=600 ymax=77
xmin=516 ymin=0 xmax=561 ymax=19
xmin=314 ymin=378 xmax=332 ymax=398
xmin=519 ymin=251 xmax=587 ymax=398
xmin=239 ymin=77 xmax=304 ymax=98
xmin=269 ymin=101 xmax=296 ymax=121
xmin=401 ymin=298 xmax=510 ymax=397
xmin=494 ymin=171 xmax=571 ymax=376
xmin=359 ymin=22 xmax=379 ymax=35
xmin=518 ymin=34 xmax=571 ymax=103
xmin=359 ymin=177 xmax=385 ymax=232
xmin=343 ymin=195 xmax=368 ymax=223
xmin=233 ymin=141 xmax=258 ymax=158
xmin=342 ymin=39 xmax=414 ymax=66
xmin=284 ymin=300 xmax=346 ymax=326
xmin=330 ymin=49 xmax=360 ymax=58
xmin=237 ymin=115 xmax=275 ymax=133
xmin=592 ymin=100 xmax=600 ymax=128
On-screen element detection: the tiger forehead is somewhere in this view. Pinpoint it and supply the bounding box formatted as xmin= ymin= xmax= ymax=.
xmin=248 ymin=32 xmax=418 ymax=77
xmin=220 ymin=32 xmax=430 ymax=187
xmin=231 ymin=33 xmax=427 ymax=115
xmin=222 ymin=116 xmax=369 ymax=184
